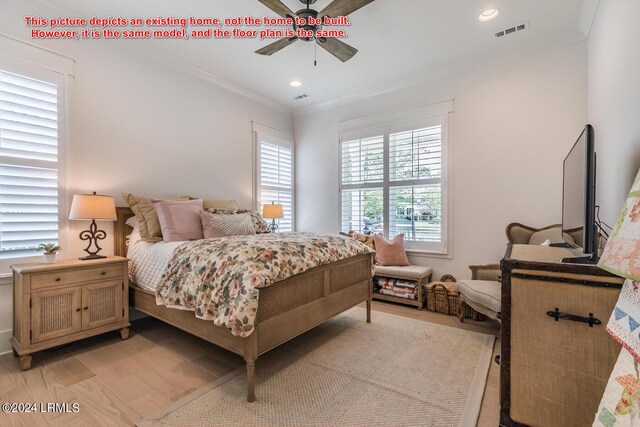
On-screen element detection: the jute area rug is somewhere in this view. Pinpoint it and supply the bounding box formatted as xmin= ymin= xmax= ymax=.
xmin=138 ymin=307 xmax=496 ymax=427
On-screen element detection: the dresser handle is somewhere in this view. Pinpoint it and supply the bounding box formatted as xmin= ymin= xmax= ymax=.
xmin=83 ymin=307 xmax=88 ymax=311
xmin=547 ymin=308 xmax=601 ymax=327
xmin=55 ymin=278 xmax=61 ymax=282
xmin=101 ymin=271 xmax=106 ymax=275
xmin=76 ymin=308 xmax=81 ymax=312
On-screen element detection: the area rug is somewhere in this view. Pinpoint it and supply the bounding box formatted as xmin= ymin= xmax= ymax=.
xmin=138 ymin=307 xmax=496 ymax=427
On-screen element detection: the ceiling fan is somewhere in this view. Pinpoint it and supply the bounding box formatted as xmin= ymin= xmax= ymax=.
xmin=256 ymin=0 xmax=375 ymax=62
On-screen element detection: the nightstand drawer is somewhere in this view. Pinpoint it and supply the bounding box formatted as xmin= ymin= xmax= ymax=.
xmin=31 ymin=265 xmax=123 ymax=290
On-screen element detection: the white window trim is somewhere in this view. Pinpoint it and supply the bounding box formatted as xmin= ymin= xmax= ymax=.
xmin=252 ymin=121 xmax=295 ymax=231
xmin=0 ymin=39 xmax=73 ymax=273
xmin=338 ymin=102 xmax=454 ymax=256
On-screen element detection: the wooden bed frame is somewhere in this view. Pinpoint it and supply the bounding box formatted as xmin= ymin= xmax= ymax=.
xmin=114 ymin=207 xmax=373 ymax=402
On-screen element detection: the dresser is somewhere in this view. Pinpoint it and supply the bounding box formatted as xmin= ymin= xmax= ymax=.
xmin=11 ymin=256 xmax=129 ymax=370
xmin=500 ymin=245 xmax=623 ymax=427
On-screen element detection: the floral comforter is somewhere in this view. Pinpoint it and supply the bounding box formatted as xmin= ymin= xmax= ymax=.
xmin=155 ymin=232 xmax=374 ymax=337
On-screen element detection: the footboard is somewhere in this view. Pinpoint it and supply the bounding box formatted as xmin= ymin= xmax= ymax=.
xmin=254 ymin=253 xmax=373 ymax=355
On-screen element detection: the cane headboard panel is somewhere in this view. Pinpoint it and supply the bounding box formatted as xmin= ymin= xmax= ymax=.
xmin=114 ymin=207 xmax=135 ymax=258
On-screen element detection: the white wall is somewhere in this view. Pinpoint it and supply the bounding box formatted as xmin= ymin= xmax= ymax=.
xmin=587 ymin=0 xmax=640 ymax=224
xmin=0 ymin=0 xmax=292 ymax=353
xmin=0 ymin=0 xmax=292 ymax=266
xmin=295 ymin=42 xmax=588 ymax=280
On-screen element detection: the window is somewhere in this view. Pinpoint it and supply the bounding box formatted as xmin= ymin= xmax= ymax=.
xmin=255 ymin=131 xmax=294 ymax=232
xmin=0 ymin=67 xmax=64 ymax=259
xmin=340 ymin=115 xmax=449 ymax=254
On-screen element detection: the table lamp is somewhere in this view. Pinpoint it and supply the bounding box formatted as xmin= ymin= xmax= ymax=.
xmin=69 ymin=192 xmax=117 ymax=260
xmin=262 ymin=202 xmax=284 ymax=232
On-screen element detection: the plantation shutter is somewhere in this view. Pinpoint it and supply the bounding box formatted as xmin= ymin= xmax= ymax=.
xmin=340 ymin=134 xmax=384 ymax=235
xmin=338 ymin=109 xmax=449 ymax=254
xmin=258 ymin=137 xmax=294 ymax=232
xmin=0 ymin=69 xmax=60 ymax=258
xmin=388 ymin=125 xmax=444 ymax=247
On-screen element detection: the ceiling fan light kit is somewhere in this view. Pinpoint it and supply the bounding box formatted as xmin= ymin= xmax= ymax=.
xmin=256 ymin=0 xmax=375 ymax=63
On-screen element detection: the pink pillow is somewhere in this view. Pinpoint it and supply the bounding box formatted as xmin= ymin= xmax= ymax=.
xmin=152 ymin=199 xmax=204 ymax=242
xmin=373 ymin=234 xmax=410 ymax=266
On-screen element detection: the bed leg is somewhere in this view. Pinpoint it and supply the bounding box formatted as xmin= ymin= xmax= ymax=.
xmin=366 ymin=298 xmax=372 ymax=323
xmin=246 ymin=360 xmax=256 ymax=402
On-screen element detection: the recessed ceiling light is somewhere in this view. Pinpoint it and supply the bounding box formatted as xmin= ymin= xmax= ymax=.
xmin=479 ymin=8 xmax=500 ymax=22
xmin=290 ymin=80 xmax=302 ymax=88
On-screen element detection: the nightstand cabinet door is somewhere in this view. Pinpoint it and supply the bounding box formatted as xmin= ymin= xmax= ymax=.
xmin=82 ymin=279 xmax=123 ymax=330
xmin=31 ymin=287 xmax=82 ymax=343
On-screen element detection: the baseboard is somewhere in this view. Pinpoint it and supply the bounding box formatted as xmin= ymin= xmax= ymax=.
xmin=0 ymin=329 xmax=13 ymax=355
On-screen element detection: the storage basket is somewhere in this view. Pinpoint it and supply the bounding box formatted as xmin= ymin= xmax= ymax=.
xmin=426 ymin=274 xmax=459 ymax=316
xmin=426 ymin=274 xmax=486 ymax=320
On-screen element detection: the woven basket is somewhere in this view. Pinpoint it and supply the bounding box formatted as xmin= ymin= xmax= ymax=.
xmin=426 ymin=275 xmax=459 ymax=316
xmin=426 ymin=275 xmax=486 ymax=320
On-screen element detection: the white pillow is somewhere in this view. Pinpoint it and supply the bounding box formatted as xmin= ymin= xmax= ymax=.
xmin=126 ymin=220 xmax=142 ymax=249
xmin=125 ymin=216 xmax=138 ymax=228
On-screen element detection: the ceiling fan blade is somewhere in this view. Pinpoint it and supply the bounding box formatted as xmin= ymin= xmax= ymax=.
xmin=256 ymin=37 xmax=299 ymax=56
xmin=258 ymin=0 xmax=296 ymax=18
xmin=316 ymin=37 xmax=358 ymax=62
xmin=319 ymin=0 xmax=375 ymax=18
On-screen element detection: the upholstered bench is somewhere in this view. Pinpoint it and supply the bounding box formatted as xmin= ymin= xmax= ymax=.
xmin=373 ymin=265 xmax=433 ymax=310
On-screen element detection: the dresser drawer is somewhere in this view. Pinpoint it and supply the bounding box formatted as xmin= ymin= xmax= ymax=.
xmin=31 ymin=265 xmax=123 ymax=290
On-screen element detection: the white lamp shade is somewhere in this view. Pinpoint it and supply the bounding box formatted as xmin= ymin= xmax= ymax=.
xmin=69 ymin=194 xmax=117 ymax=221
xmin=262 ymin=203 xmax=284 ymax=219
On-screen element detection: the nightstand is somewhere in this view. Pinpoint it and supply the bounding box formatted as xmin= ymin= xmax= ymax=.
xmin=11 ymin=256 xmax=129 ymax=370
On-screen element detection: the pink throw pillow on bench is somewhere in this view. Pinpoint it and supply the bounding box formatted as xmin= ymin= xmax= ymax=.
xmin=152 ymin=199 xmax=204 ymax=242
xmin=373 ymin=234 xmax=410 ymax=266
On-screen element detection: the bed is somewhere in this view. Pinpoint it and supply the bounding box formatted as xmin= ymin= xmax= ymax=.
xmin=114 ymin=207 xmax=374 ymax=401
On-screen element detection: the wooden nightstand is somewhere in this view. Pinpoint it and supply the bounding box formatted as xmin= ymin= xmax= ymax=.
xmin=11 ymin=256 xmax=129 ymax=370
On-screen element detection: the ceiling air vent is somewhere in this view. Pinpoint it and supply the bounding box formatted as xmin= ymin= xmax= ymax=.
xmin=496 ymin=21 xmax=529 ymax=38
xmin=294 ymin=94 xmax=309 ymax=100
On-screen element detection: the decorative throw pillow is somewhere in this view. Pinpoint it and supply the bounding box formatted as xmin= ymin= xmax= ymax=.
xmin=188 ymin=197 xmax=238 ymax=210
xmin=122 ymin=193 xmax=189 ymax=242
xmin=152 ymin=199 xmax=204 ymax=242
xmin=373 ymin=234 xmax=410 ymax=266
xmin=205 ymin=208 xmax=271 ymax=234
xmin=201 ymin=211 xmax=256 ymax=238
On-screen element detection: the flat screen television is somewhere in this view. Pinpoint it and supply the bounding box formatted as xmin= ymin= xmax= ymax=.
xmin=560 ymin=124 xmax=598 ymax=264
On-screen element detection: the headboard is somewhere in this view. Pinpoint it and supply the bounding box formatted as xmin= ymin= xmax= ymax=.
xmin=114 ymin=207 xmax=135 ymax=258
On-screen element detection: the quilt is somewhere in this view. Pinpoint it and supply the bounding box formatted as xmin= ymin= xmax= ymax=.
xmin=155 ymin=232 xmax=374 ymax=338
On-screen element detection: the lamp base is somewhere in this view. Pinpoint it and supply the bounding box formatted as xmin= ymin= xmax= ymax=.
xmin=79 ymin=254 xmax=107 ymax=261
xmin=78 ymin=219 xmax=108 ymax=261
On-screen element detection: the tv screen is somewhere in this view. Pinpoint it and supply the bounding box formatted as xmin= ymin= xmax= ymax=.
xmin=562 ymin=124 xmax=596 ymax=256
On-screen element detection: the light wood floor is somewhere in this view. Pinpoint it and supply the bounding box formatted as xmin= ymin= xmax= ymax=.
xmin=0 ymin=301 xmax=500 ymax=427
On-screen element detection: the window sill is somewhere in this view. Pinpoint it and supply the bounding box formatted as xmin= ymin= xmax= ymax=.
xmin=405 ymin=249 xmax=453 ymax=260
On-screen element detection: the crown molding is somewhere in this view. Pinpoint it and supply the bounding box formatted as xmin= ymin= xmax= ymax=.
xmin=28 ymin=0 xmax=292 ymax=116
xmin=125 ymin=43 xmax=292 ymax=115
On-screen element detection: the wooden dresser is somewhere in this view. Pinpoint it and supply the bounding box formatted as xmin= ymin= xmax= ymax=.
xmin=11 ymin=256 xmax=129 ymax=370
xmin=500 ymin=245 xmax=623 ymax=427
